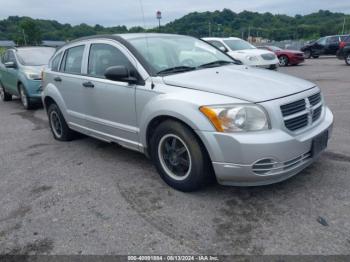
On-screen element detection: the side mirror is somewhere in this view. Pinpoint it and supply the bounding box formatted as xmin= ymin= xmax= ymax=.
xmin=219 ymin=46 xmax=228 ymax=53
xmin=104 ymin=66 xmax=138 ymax=84
xmin=5 ymin=61 xmax=16 ymax=69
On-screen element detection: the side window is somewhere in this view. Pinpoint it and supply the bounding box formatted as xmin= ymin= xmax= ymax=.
xmin=317 ymin=37 xmax=327 ymax=45
xmin=209 ymin=41 xmax=227 ymax=51
xmin=88 ymin=43 xmax=131 ymax=78
xmin=51 ymin=52 xmax=63 ymax=72
xmin=63 ymin=45 xmax=85 ymax=74
xmin=327 ymin=36 xmax=339 ymax=44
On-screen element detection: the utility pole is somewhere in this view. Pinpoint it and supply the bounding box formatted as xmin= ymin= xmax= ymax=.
xmin=208 ymin=22 xmax=211 ymax=37
xmin=22 ymin=29 xmax=27 ymax=46
xmin=156 ymin=11 xmax=162 ymax=32
xmin=342 ymin=17 xmax=346 ymax=35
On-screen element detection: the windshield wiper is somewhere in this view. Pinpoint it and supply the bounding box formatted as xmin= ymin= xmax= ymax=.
xmin=197 ymin=60 xmax=235 ymax=69
xmin=157 ymin=66 xmax=196 ymax=75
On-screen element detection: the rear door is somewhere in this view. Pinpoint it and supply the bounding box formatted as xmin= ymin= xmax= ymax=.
xmin=313 ymin=37 xmax=327 ymax=55
xmin=53 ymin=44 xmax=87 ymax=129
xmin=79 ymin=40 xmax=139 ymax=149
xmin=325 ymin=36 xmax=340 ymax=55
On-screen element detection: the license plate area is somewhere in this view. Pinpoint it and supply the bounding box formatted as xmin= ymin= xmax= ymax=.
xmin=311 ymin=130 xmax=329 ymax=157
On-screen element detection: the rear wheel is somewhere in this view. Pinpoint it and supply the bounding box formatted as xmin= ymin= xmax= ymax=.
xmin=19 ymin=84 xmax=35 ymax=110
xmin=0 ymin=82 xmax=12 ymax=101
xmin=150 ymin=120 xmax=212 ymax=192
xmin=278 ymin=55 xmax=289 ymax=66
xmin=48 ymin=103 xmax=75 ymax=141
xmin=346 ymin=54 xmax=350 ymax=66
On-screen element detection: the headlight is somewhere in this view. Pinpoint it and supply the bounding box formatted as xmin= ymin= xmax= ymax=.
xmin=246 ymin=55 xmax=259 ymax=62
xmin=24 ymin=71 xmax=41 ymax=80
xmin=200 ymin=104 xmax=270 ymax=132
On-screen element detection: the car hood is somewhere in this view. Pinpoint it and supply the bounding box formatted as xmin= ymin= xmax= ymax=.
xmin=162 ymin=65 xmax=316 ymax=103
xmin=23 ymin=65 xmax=46 ymax=74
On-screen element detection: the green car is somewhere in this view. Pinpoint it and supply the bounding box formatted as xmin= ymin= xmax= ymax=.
xmin=0 ymin=46 xmax=55 ymax=109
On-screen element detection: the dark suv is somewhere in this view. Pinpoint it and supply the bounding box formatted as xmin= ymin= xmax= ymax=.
xmin=301 ymin=35 xmax=350 ymax=59
xmin=336 ymin=35 xmax=350 ymax=65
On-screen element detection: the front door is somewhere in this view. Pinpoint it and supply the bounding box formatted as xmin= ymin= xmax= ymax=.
xmin=81 ymin=42 xmax=139 ymax=150
xmin=2 ymin=50 xmax=19 ymax=94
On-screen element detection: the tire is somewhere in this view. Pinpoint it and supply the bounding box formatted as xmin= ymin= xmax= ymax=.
xmin=304 ymin=50 xmax=311 ymax=59
xmin=0 ymin=82 xmax=12 ymax=101
xmin=346 ymin=54 xmax=350 ymax=66
xmin=19 ymin=84 xmax=35 ymax=110
xmin=278 ymin=55 xmax=289 ymax=66
xmin=150 ymin=120 xmax=212 ymax=192
xmin=48 ymin=103 xmax=75 ymax=141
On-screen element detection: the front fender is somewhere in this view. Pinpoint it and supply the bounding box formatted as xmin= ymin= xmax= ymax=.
xmin=138 ymin=93 xmax=217 ymax=147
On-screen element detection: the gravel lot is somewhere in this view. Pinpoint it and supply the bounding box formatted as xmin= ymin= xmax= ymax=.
xmin=0 ymin=57 xmax=349 ymax=256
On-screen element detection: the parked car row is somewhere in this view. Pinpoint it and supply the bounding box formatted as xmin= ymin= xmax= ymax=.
xmin=0 ymin=33 xmax=333 ymax=192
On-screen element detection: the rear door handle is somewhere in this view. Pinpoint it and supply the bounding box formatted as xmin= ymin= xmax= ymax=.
xmin=82 ymin=81 xmax=94 ymax=88
xmin=54 ymin=76 xmax=62 ymax=82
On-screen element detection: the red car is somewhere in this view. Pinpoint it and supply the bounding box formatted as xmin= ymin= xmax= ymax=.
xmin=258 ymin=46 xmax=305 ymax=66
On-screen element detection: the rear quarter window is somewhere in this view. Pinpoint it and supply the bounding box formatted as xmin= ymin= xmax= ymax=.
xmin=51 ymin=52 xmax=63 ymax=72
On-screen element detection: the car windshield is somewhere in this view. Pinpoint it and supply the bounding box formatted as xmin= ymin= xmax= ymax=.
xmin=268 ymin=46 xmax=282 ymax=51
xmin=127 ymin=35 xmax=234 ymax=75
xmin=223 ymin=39 xmax=256 ymax=51
xmin=17 ymin=48 xmax=56 ymax=66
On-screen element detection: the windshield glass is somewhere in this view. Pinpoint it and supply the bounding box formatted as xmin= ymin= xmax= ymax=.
xmin=223 ymin=39 xmax=256 ymax=51
xmin=127 ymin=35 xmax=233 ymax=74
xmin=17 ymin=48 xmax=56 ymax=66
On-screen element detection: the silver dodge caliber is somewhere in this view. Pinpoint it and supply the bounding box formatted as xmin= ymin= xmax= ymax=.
xmin=42 ymin=33 xmax=334 ymax=192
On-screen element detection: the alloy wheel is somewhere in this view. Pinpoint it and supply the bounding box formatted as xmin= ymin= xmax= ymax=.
xmin=279 ymin=56 xmax=288 ymax=66
xmin=158 ymin=134 xmax=192 ymax=181
xmin=0 ymin=85 xmax=4 ymax=100
xmin=20 ymin=87 xmax=28 ymax=108
xmin=346 ymin=55 xmax=350 ymax=65
xmin=50 ymin=111 xmax=63 ymax=138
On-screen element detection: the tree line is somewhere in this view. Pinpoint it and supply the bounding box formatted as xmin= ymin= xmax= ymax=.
xmin=0 ymin=9 xmax=349 ymax=45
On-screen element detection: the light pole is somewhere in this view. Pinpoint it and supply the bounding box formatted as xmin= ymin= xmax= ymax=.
xmin=156 ymin=11 xmax=162 ymax=31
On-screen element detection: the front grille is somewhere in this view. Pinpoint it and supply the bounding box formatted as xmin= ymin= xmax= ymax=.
xmin=285 ymin=114 xmax=308 ymax=131
xmin=281 ymin=99 xmax=306 ymax=117
xmin=252 ymin=152 xmax=312 ymax=176
xmin=308 ymin=93 xmax=321 ymax=106
xmin=261 ymin=53 xmax=276 ymax=60
xmin=280 ymin=92 xmax=323 ymax=132
xmin=312 ymin=106 xmax=322 ymax=122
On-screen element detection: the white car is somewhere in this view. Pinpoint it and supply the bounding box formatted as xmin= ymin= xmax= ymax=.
xmin=203 ymin=37 xmax=279 ymax=69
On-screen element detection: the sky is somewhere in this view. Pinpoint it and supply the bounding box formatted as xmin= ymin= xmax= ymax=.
xmin=0 ymin=0 xmax=349 ymax=28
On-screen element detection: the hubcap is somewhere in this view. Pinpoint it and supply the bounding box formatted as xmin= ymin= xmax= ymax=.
xmin=50 ymin=111 xmax=63 ymax=138
xmin=158 ymin=134 xmax=192 ymax=181
xmin=20 ymin=87 xmax=28 ymax=108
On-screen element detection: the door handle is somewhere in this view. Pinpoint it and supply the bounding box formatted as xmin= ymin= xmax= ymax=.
xmin=82 ymin=81 xmax=94 ymax=88
xmin=54 ymin=76 xmax=62 ymax=82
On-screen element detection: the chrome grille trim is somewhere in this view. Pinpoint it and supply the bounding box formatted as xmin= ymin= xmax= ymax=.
xmin=252 ymin=152 xmax=312 ymax=176
xmin=280 ymin=92 xmax=323 ymax=132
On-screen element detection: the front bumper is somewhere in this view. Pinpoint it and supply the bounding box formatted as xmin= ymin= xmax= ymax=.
xmin=197 ymin=107 xmax=334 ymax=186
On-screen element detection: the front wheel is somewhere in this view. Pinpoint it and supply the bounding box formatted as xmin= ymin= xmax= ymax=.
xmin=304 ymin=50 xmax=311 ymax=59
xmin=19 ymin=84 xmax=35 ymax=110
xmin=150 ymin=120 xmax=212 ymax=192
xmin=278 ymin=55 xmax=289 ymax=66
xmin=346 ymin=54 xmax=350 ymax=66
xmin=0 ymin=82 xmax=12 ymax=101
